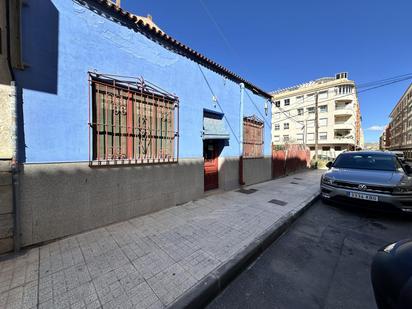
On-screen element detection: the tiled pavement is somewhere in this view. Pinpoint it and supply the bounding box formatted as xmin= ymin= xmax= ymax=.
xmin=0 ymin=169 xmax=323 ymax=309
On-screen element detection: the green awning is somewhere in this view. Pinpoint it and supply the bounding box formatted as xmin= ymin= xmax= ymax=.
xmin=203 ymin=111 xmax=230 ymax=140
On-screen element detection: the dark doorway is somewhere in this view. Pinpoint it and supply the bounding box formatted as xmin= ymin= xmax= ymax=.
xmin=204 ymin=140 xmax=219 ymax=191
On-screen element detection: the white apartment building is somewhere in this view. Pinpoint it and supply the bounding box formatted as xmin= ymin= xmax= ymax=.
xmin=271 ymin=73 xmax=363 ymax=159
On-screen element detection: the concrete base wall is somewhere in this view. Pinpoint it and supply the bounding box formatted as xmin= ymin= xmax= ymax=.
xmin=19 ymin=159 xmax=204 ymax=247
xmin=218 ymin=157 xmax=239 ymax=191
xmin=244 ymin=156 xmax=272 ymax=186
xmin=0 ymin=160 xmax=13 ymax=254
xmin=17 ymin=156 xmax=275 ymax=248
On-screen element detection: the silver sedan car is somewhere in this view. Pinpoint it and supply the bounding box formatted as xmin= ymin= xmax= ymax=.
xmin=321 ymin=151 xmax=412 ymax=212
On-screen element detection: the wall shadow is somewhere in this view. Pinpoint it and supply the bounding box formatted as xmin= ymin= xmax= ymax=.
xmin=16 ymin=0 xmax=58 ymax=94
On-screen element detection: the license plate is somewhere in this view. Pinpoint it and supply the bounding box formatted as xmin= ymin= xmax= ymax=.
xmin=347 ymin=192 xmax=379 ymax=202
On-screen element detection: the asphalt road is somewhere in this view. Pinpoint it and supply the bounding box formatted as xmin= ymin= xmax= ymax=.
xmin=207 ymin=200 xmax=412 ymax=309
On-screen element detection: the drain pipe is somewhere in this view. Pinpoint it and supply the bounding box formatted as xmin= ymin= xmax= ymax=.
xmin=6 ymin=0 xmax=20 ymax=252
xmin=239 ymin=83 xmax=245 ymax=186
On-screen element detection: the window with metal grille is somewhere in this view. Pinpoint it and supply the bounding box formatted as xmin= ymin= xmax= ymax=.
xmin=243 ymin=115 xmax=264 ymax=158
xmin=88 ymin=73 xmax=179 ymax=166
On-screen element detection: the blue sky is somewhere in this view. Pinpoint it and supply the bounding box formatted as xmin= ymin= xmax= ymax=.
xmin=122 ymin=0 xmax=412 ymax=143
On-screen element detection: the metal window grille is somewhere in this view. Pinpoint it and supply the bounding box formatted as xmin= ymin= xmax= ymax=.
xmin=243 ymin=115 xmax=264 ymax=158
xmin=88 ymin=73 xmax=179 ymax=166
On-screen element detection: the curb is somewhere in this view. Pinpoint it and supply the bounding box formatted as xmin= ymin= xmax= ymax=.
xmin=169 ymin=192 xmax=320 ymax=309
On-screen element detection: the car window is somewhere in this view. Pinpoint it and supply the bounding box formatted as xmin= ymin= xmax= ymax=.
xmin=333 ymin=153 xmax=402 ymax=171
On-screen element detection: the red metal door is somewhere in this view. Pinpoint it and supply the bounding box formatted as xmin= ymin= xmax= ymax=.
xmin=204 ymin=141 xmax=219 ymax=191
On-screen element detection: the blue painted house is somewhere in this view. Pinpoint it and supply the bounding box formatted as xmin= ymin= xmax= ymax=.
xmin=1 ymin=0 xmax=273 ymax=249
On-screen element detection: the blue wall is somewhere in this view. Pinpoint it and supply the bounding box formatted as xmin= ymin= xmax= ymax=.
xmin=15 ymin=0 xmax=271 ymax=163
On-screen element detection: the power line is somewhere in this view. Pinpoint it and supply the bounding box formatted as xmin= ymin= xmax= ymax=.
xmin=244 ymin=89 xmax=271 ymax=128
xmin=272 ymin=75 xmax=412 ymax=124
xmin=272 ymin=73 xmax=412 ymax=98
xmin=198 ymin=0 xmax=239 ymax=58
xmin=197 ymin=63 xmax=240 ymax=144
xmin=357 ymin=73 xmax=412 ymax=88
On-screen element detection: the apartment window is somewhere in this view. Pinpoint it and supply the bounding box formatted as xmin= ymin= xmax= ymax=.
xmin=322 ymin=146 xmax=330 ymax=151
xmin=335 ymin=146 xmax=342 ymax=151
xmin=274 ymin=124 xmax=280 ymax=130
xmin=297 ymin=108 xmax=304 ymax=116
xmin=283 ymin=135 xmax=290 ymax=142
xmin=296 ymin=96 xmax=303 ymax=103
xmin=274 ymin=135 xmax=280 ymax=142
xmin=284 ymin=98 xmax=290 ymax=106
xmin=319 ymin=118 xmax=328 ymax=127
xmin=307 ymin=107 xmax=315 ymax=114
xmin=319 ymin=132 xmax=327 ymax=140
xmin=296 ymin=133 xmax=304 ymax=142
xmin=338 ymin=85 xmax=353 ymax=95
xmin=307 ymin=133 xmax=314 ymax=141
xmin=319 ymin=91 xmax=328 ymax=99
xmin=89 ymin=74 xmax=178 ymax=165
xmin=307 ymin=93 xmax=315 ymax=101
xmin=310 ymin=146 xmax=315 ymax=151
xmin=319 ymin=105 xmax=328 ymax=113
xmin=243 ymin=116 xmax=264 ymax=158
xmin=275 ymin=101 xmax=280 ymax=107
xmin=284 ymin=122 xmax=289 ymax=130
xmin=307 ymin=120 xmax=315 ymax=128
xmin=274 ymin=112 xmax=280 ymax=119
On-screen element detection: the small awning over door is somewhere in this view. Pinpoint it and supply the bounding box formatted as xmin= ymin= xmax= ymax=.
xmin=202 ymin=109 xmax=230 ymax=140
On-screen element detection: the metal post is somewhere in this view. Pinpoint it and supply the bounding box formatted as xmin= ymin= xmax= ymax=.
xmin=314 ymin=92 xmax=319 ymax=161
xmin=239 ymin=83 xmax=245 ymax=185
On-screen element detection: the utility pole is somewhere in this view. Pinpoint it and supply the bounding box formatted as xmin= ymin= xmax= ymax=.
xmin=314 ymin=92 xmax=319 ymax=161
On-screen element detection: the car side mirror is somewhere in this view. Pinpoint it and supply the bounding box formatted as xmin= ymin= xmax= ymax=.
xmin=404 ymin=164 xmax=412 ymax=175
xmin=326 ymin=161 xmax=333 ymax=169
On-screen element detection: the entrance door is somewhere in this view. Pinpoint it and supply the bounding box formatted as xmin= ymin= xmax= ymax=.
xmin=204 ymin=141 xmax=219 ymax=191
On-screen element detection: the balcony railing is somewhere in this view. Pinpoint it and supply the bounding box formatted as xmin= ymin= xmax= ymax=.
xmin=335 ymin=104 xmax=353 ymax=110
xmin=333 ymin=135 xmax=355 ymax=144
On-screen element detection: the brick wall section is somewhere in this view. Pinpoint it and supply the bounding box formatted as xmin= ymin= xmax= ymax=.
xmin=0 ymin=160 xmax=13 ymax=253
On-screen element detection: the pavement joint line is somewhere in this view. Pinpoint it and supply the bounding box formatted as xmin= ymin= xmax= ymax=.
xmin=169 ymin=191 xmax=320 ymax=309
xmin=0 ymin=169 xmax=322 ymax=308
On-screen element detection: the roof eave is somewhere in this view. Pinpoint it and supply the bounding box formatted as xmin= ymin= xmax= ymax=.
xmin=87 ymin=0 xmax=271 ymax=99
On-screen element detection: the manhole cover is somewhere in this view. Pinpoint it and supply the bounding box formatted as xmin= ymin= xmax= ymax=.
xmin=290 ymin=181 xmax=299 ymax=185
xmin=268 ymin=199 xmax=288 ymax=206
xmin=237 ymin=188 xmax=258 ymax=194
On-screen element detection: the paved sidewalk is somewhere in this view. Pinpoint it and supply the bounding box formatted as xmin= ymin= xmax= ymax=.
xmin=0 ymin=169 xmax=323 ymax=309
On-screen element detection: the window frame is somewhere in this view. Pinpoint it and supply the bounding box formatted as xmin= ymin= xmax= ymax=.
xmin=243 ymin=115 xmax=264 ymax=158
xmin=88 ymin=73 xmax=179 ymax=166
xmin=319 ymin=105 xmax=328 ymax=113
xmin=319 ymin=118 xmax=328 ymax=127
xmin=319 ymin=132 xmax=328 ymax=140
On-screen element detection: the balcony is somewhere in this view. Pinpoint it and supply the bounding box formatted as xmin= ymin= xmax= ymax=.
xmin=334 ymin=129 xmax=355 ymax=144
xmin=334 ymin=115 xmax=354 ymax=130
xmin=334 ymin=102 xmax=354 ymax=115
xmin=334 ymin=122 xmax=354 ymax=130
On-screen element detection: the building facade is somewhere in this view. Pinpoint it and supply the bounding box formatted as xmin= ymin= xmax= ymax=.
xmin=388 ymin=83 xmax=412 ymax=159
xmin=271 ymin=73 xmax=363 ymax=159
xmin=379 ymin=125 xmax=391 ymax=150
xmin=0 ymin=0 xmax=274 ymax=252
